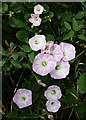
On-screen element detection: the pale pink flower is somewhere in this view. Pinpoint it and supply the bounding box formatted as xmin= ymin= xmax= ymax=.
xmin=50 ymin=44 xmax=63 ymax=62
xmin=29 ymin=35 xmax=46 ymax=51
xmin=44 ymin=85 xmax=62 ymax=100
xmin=41 ymin=41 xmax=54 ymax=54
xmin=46 ymin=100 xmax=61 ymax=113
xmin=50 ymin=61 xmax=70 ymax=79
xmin=29 ymin=14 xmax=42 ymax=26
xmin=13 ymin=89 xmax=32 ymax=109
xmin=32 ymin=53 xmax=56 ymax=76
xmin=60 ymin=42 xmax=76 ymax=61
xmin=34 ymin=4 xmax=44 ymax=15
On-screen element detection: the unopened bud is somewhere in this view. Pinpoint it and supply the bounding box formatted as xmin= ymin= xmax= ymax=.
xmin=48 ymin=115 xmax=54 ymax=120
xmin=37 ymin=80 xmax=46 ymax=87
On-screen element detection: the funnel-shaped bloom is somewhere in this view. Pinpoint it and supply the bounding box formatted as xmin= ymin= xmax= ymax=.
xmin=29 ymin=35 xmax=46 ymax=51
xmin=34 ymin=4 xmax=44 ymax=15
xmin=50 ymin=61 xmax=70 ymax=79
xmin=60 ymin=42 xmax=76 ymax=61
xmin=50 ymin=44 xmax=63 ymax=62
xmin=13 ymin=89 xmax=32 ymax=109
xmin=44 ymin=85 xmax=62 ymax=100
xmin=46 ymin=100 xmax=61 ymax=113
xmin=41 ymin=41 xmax=54 ymax=54
xmin=33 ymin=53 xmax=56 ymax=76
xmin=29 ymin=14 xmax=42 ymax=26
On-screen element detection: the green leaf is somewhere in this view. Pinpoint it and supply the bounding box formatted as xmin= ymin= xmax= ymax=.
xmin=75 ymin=102 xmax=86 ymax=119
xmin=43 ymin=11 xmax=54 ymax=22
xmin=7 ymin=110 xmax=18 ymax=118
xmin=63 ymin=30 xmax=74 ymax=40
xmin=2 ymin=3 xmax=8 ymax=13
xmin=75 ymin=11 xmax=85 ymax=19
xmin=21 ymin=45 xmax=32 ymax=53
xmin=64 ymin=22 xmax=71 ymax=30
xmin=9 ymin=17 xmax=28 ymax=28
xmin=72 ymin=18 xmax=83 ymax=31
xmin=16 ymin=30 xmax=28 ymax=43
xmin=62 ymin=88 xmax=78 ymax=104
xmin=22 ymin=81 xmax=32 ymax=90
xmin=24 ymin=13 xmax=30 ymax=22
xmin=78 ymin=34 xmax=86 ymax=41
xmin=9 ymin=3 xmax=23 ymax=13
xmin=11 ymin=52 xmax=19 ymax=60
xmin=43 ymin=4 xmax=49 ymax=14
xmin=10 ymin=42 xmax=17 ymax=49
xmin=77 ymin=72 xmax=86 ymax=94
xmin=11 ymin=60 xmax=21 ymax=68
xmin=28 ymin=52 xmax=35 ymax=63
xmin=2 ymin=59 xmax=6 ymax=66
xmin=46 ymin=35 xmax=55 ymax=41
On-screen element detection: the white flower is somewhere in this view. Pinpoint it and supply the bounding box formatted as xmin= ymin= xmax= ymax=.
xmin=50 ymin=60 xmax=70 ymax=79
xmin=34 ymin=4 xmax=44 ymax=15
xmin=13 ymin=89 xmax=32 ymax=109
xmin=29 ymin=35 xmax=46 ymax=51
xmin=44 ymin=85 xmax=62 ymax=100
xmin=41 ymin=41 xmax=54 ymax=54
xmin=60 ymin=42 xmax=76 ymax=61
xmin=46 ymin=100 xmax=61 ymax=113
xmin=29 ymin=14 xmax=42 ymax=26
xmin=50 ymin=44 xmax=63 ymax=62
xmin=32 ymin=53 xmax=56 ymax=76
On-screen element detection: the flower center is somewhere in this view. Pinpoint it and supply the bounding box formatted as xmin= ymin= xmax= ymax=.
xmin=51 ymin=89 xmax=56 ymax=95
xmin=45 ymin=45 xmax=49 ymax=50
xmin=37 ymin=8 xmax=40 ymax=11
xmin=42 ymin=61 xmax=47 ymax=66
xmin=35 ymin=40 xmax=39 ymax=44
xmin=22 ymin=97 xmax=26 ymax=101
xmin=56 ymin=65 xmax=60 ymax=70
xmin=35 ymin=17 xmax=39 ymax=21
xmin=63 ymin=52 xmax=66 ymax=56
xmin=51 ymin=102 xmax=55 ymax=106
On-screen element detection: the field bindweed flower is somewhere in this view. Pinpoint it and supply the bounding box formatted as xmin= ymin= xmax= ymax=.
xmin=29 ymin=14 xmax=42 ymax=26
xmin=13 ymin=89 xmax=32 ymax=109
xmin=29 ymin=35 xmax=46 ymax=51
xmin=50 ymin=44 xmax=63 ymax=62
xmin=41 ymin=41 xmax=54 ymax=54
xmin=50 ymin=61 xmax=70 ymax=79
xmin=32 ymin=53 xmax=56 ymax=76
xmin=46 ymin=100 xmax=61 ymax=113
xmin=44 ymin=85 xmax=62 ymax=100
xmin=34 ymin=4 xmax=44 ymax=15
xmin=60 ymin=42 xmax=76 ymax=61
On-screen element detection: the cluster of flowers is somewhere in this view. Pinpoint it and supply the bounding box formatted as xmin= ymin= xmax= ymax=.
xmin=13 ymin=4 xmax=76 ymax=114
xmin=13 ymin=85 xmax=62 ymax=113
xmin=29 ymin=4 xmax=44 ymax=26
xmin=29 ymin=34 xmax=76 ymax=79
xmin=44 ymin=85 xmax=62 ymax=113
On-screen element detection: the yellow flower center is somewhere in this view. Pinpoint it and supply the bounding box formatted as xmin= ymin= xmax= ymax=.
xmin=51 ymin=89 xmax=56 ymax=95
xmin=35 ymin=40 xmax=39 ymax=44
xmin=42 ymin=61 xmax=47 ymax=66
xmin=63 ymin=52 xmax=66 ymax=56
xmin=37 ymin=8 xmax=40 ymax=11
xmin=35 ymin=17 xmax=39 ymax=21
xmin=22 ymin=97 xmax=26 ymax=101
